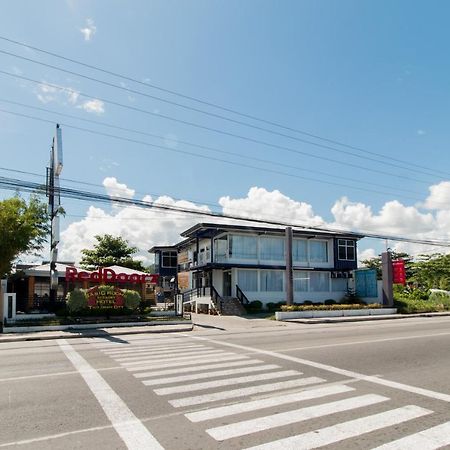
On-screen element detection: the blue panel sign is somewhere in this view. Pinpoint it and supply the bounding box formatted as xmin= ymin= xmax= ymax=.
xmin=355 ymin=269 xmax=378 ymax=298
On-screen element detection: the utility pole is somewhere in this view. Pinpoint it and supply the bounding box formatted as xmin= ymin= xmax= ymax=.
xmin=381 ymin=251 xmax=393 ymax=307
xmin=46 ymin=124 xmax=63 ymax=305
xmin=285 ymin=227 xmax=294 ymax=305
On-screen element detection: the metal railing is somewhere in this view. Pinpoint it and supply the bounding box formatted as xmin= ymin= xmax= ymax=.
xmin=236 ymin=284 xmax=250 ymax=305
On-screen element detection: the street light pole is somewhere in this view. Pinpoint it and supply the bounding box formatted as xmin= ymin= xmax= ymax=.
xmin=46 ymin=124 xmax=63 ymax=306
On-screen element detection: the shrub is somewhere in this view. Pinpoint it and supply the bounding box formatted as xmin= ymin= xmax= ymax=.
xmin=281 ymin=303 xmax=381 ymax=312
xmin=66 ymin=289 xmax=88 ymax=313
xmin=122 ymin=289 xmax=141 ymax=311
xmin=245 ymin=300 xmax=263 ymax=314
xmin=324 ymin=299 xmax=336 ymax=305
xmin=340 ymin=288 xmax=364 ymax=304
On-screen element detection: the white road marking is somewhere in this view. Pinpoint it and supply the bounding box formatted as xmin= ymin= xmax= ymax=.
xmin=58 ymin=340 xmax=164 ymax=450
xmin=276 ymin=331 xmax=450 ymax=353
xmin=115 ymin=348 xmax=213 ymax=362
xmin=133 ymin=359 xmax=263 ymax=378
xmin=206 ymin=393 xmax=388 ymax=440
xmin=186 ymin=384 xmax=354 ymax=422
xmin=154 ymin=370 xmax=301 ymax=395
xmin=124 ymin=353 xmax=245 ymax=370
xmin=102 ymin=344 xmax=206 ymax=355
xmin=142 ymin=364 xmax=280 ymax=386
xmin=169 ymin=376 xmax=325 ymax=408
xmin=371 ymin=420 xmax=450 ymax=450
xmin=186 ymin=335 xmax=450 ymax=403
xmin=244 ymin=405 xmax=433 ymax=450
xmin=120 ymin=349 xmax=226 ymax=366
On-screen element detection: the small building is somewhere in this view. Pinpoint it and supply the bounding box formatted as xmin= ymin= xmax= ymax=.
xmin=9 ymin=263 xmax=157 ymax=312
xmin=148 ymin=246 xmax=178 ymax=300
xmin=172 ymin=222 xmax=363 ymax=308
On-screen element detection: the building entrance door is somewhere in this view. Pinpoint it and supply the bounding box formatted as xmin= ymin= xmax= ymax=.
xmin=223 ymin=270 xmax=232 ymax=297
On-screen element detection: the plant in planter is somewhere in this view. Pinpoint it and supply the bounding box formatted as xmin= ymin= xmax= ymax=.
xmin=66 ymin=289 xmax=88 ymax=313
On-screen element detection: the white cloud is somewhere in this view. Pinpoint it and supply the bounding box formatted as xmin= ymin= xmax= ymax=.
xmin=80 ymin=18 xmax=97 ymax=41
xmin=103 ymin=177 xmax=135 ymax=199
xmin=219 ymin=187 xmax=324 ymax=227
xmin=417 ymin=129 xmax=426 ymax=136
xmin=35 ymin=82 xmax=80 ymax=107
xmin=424 ymin=181 xmax=450 ymax=210
xmin=79 ymin=98 xmax=105 ymax=114
xmin=57 ymin=181 xmax=450 ymax=266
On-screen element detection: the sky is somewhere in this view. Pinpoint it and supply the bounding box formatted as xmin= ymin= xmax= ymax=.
xmin=1 ymin=0 xmax=450 ymax=266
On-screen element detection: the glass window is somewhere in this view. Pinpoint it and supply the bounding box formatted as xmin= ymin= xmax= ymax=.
xmin=309 ymin=241 xmax=328 ymax=263
xmin=237 ymin=270 xmax=258 ymax=291
xmin=162 ymin=251 xmax=177 ymax=268
xmin=260 ymin=270 xmax=283 ymax=292
xmin=309 ymin=272 xmax=330 ymax=292
xmin=229 ymin=235 xmax=257 ymax=259
xmin=214 ymin=236 xmax=228 ymax=261
xmin=293 ymin=239 xmax=308 ymax=263
xmin=293 ymin=271 xmax=308 ymax=291
xmin=338 ymin=239 xmax=355 ymax=261
xmin=260 ymin=237 xmax=284 ymax=261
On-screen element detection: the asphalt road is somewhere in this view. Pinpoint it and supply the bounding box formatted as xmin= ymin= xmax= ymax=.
xmin=1 ymin=315 xmax=449 ymax=449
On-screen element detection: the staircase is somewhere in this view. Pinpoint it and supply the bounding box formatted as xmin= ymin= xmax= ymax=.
xmin=182 ymin=286 xmax=247 ymax=316
xmin=219 ymin=297 xmax=247 ymax=316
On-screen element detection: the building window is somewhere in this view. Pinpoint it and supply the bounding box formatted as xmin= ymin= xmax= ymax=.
xmin=309 ymin=272 xmax=330 ymax=292
xmin=293 ymin=271 xmax=309 ymax=292
xmin=259 ymin=237 xmax=284 ymax=261
xmin=162 ymin=251 xmax=177 ymax=268
xmin=338 ymin=239 xmax=355 ymax=261
xmin=260 ymin=270 xmax=283 ymax=292
xmin=214 ymin=235 xmax=228 ymax=262
xmin=229 ymin=235 xmax=257 ymax=259
xmin=309 ymin=240 xmax=328 ymax=263
xmin=237 ymin=270 xmax=258 ymax=291
xmin=293 ymin=239 xmax=308 ymax=263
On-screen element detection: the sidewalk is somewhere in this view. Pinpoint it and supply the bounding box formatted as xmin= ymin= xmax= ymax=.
xmin=0 ymin=321 xmax=193 ymax=343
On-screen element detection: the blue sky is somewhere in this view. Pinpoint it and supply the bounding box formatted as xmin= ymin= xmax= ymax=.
xmin=1 ymin=0 xmax=450 ymax=264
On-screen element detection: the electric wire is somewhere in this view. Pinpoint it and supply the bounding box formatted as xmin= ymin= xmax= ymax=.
xmin=1 ymin=35 xmax=447 ymax=178
xmin=0 ymin=107 xmax=430 ymax=202
xmin=1 ymin=174 xmax=450 ymax=248
xmin=0 ymin=98 xmax=428 ymax=198
xmin=0 ymin=69 xmax=439 ymax=184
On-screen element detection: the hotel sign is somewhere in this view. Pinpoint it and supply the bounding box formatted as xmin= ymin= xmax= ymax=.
xmin=65 ymin=267 xmax=158 ymax=284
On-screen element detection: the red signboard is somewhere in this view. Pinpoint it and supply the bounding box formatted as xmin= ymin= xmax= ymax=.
xmin=65 ymin=267 xmax=158 ymax=284
xmin=392 ymin=260 xmax=406 ymax=285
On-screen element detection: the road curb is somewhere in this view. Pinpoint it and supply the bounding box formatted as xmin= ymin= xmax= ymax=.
xmin=0 ymin=322 xmax=193 ymax=343
xmin=284 ymin=312 xmax=450 ymax=324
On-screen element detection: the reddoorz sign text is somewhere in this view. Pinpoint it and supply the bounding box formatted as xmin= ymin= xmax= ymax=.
xmin=65 ymin=267 xmax=158 ymax=284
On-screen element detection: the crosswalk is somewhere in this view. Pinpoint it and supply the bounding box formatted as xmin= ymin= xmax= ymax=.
xmin=95 ymin=336 xmax=450 ymax=449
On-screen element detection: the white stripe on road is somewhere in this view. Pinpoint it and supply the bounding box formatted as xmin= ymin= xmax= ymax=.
xmin=142 ymin=364 xmax=280 ymax=386
xmin=58 ymin=340 xmax=164 ymax=450
xmin=133 ymin=359 xmax=263 ymax=378
xmin=186 ymin=384 xmax=354 ymax=423
xmin=244 ymin=405 xmax=433 ymax=450
xmin=371 ymin=420 xmax=450 ymax=450
xmin=121 ymin=349 xmax=226 ymax=366
xmin=186 ymin=335 xmax=450 ymax=403
xmin=93 ymin=338 xmax=182 ymax=349
xmin=115 ymin=348 xmax=212 ymax=362
xmin=207 ymin=393 xmax=389 ymax=440
xmin=123 ymin=352 xmax=241 ymax=369
xmin=103 ymin=344 xmax=206 ymax=356
xmin=169 ymin=376 xmax=325 ymax=408
xmin=154 ymin=370 xmax=301 ymax=395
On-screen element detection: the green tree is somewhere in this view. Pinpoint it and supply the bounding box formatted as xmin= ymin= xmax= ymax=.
xmin=0 ymin=195 xmax=49 ymax=277
xmin=79 ymin=234 xmax=146 ymax=271
xmin=411 ymin=253 xmax=450 ymax=290
xmin=361 ymin=251 xmax=413 ymax=280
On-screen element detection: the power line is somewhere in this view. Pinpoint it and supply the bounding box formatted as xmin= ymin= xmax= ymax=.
xmin=0 ymin=98 xmax=429 ymax=199
xmin=0 ymin=107 xmax=432 ymax=202
xmin=1 ymin=174 xmax=450 ymax=247
xmin=1 ymin=34 xmax=448 ymax=178
xmin=0 ymin=69 xmax=441 ymax=183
